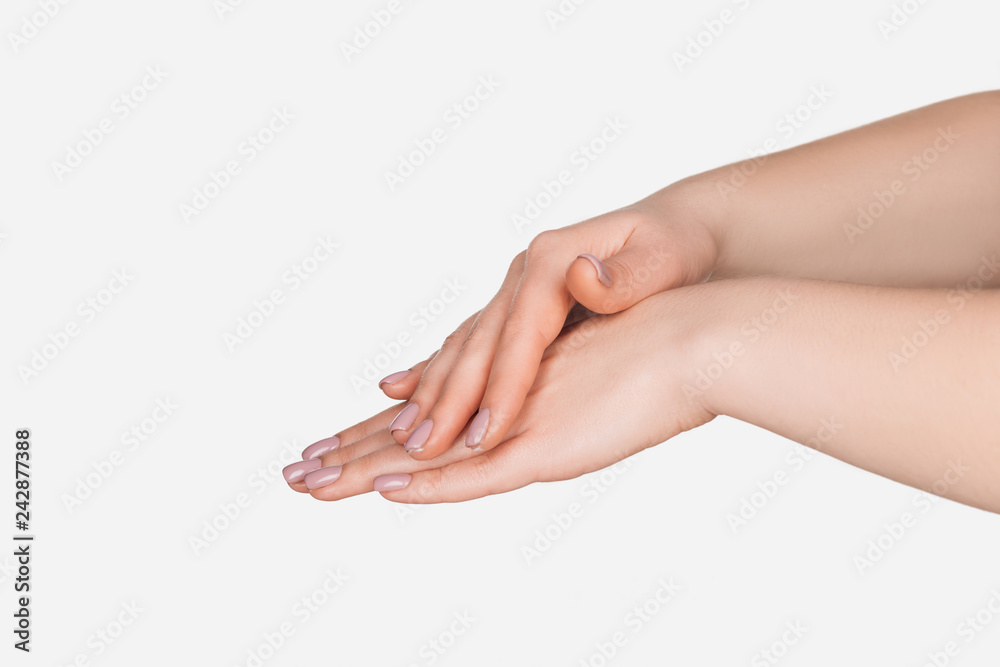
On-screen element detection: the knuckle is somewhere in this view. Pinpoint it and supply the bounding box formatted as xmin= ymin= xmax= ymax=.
xmin=441 ymin=327 xmax=468 ymax=352
xmin=501 ymin=313 xmax=549 ymax=351
xmin=456 ymin=320 xmax=493 ymax=359
xmin=438 ymin=315 xmax=477 ymax=353
xmin=526 ymin=230 xmax=561 ymax=259
xmin=465 ymin=455 xmax=495 ymax=488
xmin=433 ymin=380 xmax=479 ymax=417
xmin=508 ymin=250 xmax=527 ymax=273
xmin=413 ymin=469 xmax=442 ymax=502
xmin=320 ymin=446 xmax=352 ymax=468
xmin=462 ymin=309 xmax=489 ymax=344
xmin=415 ymin=357 xmax=445 ymax=386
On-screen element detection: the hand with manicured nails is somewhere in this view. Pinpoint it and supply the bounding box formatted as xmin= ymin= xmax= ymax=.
xmin=375 ymin=196 xmax=720 ymax=463
xmin=288 ymin=273 xmax=1000 ymax=511
xmin=377 ymin=90 xmax=1000 ymax=467
xmin=283 ymin=91 xmax=1000 ymax=512
xmin=284 ymin=284 xmax=717 ymax=503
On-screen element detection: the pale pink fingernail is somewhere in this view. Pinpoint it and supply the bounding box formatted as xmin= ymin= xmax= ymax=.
xmin=466 ymin=408 xmax=490 ymax=448
xmin=389 ymin=403 xmax=419 ymax=433
xmin=578 ymin=253 xmax=613 ymax=287
xmin=304 ymin=466 xmax=343 ymax=490
xmin=282 ymin=459 xmax=322 ymax=484
xmin=379 ymin=370 xmax=411 ymax=387
xmin=404 ymin=419 xmax=433 ymax=453
xmin=374 ymin=474 xmax=411 ymax=492
xmin=302 ymin=436 xmax=340 ymax=460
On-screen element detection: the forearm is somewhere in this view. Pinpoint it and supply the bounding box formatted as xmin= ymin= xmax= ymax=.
xmin=685 ymin=276 xmax=1000 ymax=512
xmin=652 ymin=91 xmax=1000 ymax=288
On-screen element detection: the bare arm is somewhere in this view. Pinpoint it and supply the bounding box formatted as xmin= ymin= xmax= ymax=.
xmin=696 ymin=276 xmax=1000 ymax=513
xmin=656 ymin=90 xmax=1000 ymax=288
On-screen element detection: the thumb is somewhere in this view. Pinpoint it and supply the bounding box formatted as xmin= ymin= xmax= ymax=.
xmin=566 ymin=229 xmax=687 ymax=314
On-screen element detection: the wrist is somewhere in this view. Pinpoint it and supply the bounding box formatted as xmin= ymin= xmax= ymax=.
xmin=638 ymin=173 xmax=732 ymax=282
xmin=675 ymin=276 xmax=800 ymax=418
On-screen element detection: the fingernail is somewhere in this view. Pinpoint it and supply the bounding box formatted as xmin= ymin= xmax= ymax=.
xmin=578 ymin=253 xmax=613 ymax=287
xmin=374 ymin=473 xmax=411 ymax=492
xmin=389 ymin=403 xmax=420 ymax=433
xmin=304 ymin=466 xmax=343 ymax=490
xmin=404 ymin=419 xmax=433 ymax=453
xmin=282 ymin=459 xmax=322 ymax=484
xmin=302 ymin=436 xmax=340 ymax=460
xmin=379 ymin=370 xmax=411 ymax=387
xmin=466 ymin=408 xmax=490 ymax=448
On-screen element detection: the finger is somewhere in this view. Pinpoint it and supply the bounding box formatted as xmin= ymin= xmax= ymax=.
xmin=378 ymin=357 xmax=432 ymax=401
xmin=388 ymin=311 xmax=478 ymax=445
xmin=469 ymin=233 xmax=577 ymax=453
xmin=297 ymin=400 xmax=404 ymax=464
xmin=285 ymin=427 xmax=400 ymax=494
xmin=322 ymin=428 xmax=401 ymax=468
xmin=378 ymin=435 xmax=539 ymax=503
xmin=285 ymin=401 xmax=411 ymax=491
xmin=306 ymin=428 xmax=479 ymax=502
xmin=567 ymin=223 xmax=689 ymax=314
xmin=405 ymin=255 xmax=526 ymax=460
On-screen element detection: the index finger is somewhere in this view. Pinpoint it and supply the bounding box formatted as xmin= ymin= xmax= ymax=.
xmin=465 ymin=239 xmax=574 ymax=452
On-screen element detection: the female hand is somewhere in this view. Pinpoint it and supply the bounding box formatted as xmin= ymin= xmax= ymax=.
xmin=377 ymin=185 xmax=721 ymax=464
xmin=284 ymin=283 xmax=718 ymax=503
xmin=379 ymin=91 xmax=1000 ymax=466
xmin=288 ymin=272 xmax=1000 ymax=511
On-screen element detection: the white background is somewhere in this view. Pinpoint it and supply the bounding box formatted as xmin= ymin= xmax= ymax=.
xmin=3 ymin=0 xmax=1000 ymax=665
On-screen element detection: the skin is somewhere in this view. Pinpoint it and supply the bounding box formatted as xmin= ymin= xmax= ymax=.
xmin=384 ymin=90 xmax=1000 ymax=464
xmin=289 ymin=285 xmax=716 ymax=502
xmin=292 ymin=277 xmax=1000 ymax=513
xmin=287 ymin=90 xmax=1000 ymax=512
xmin=381 ymin=202 xmax=717 ymax=460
